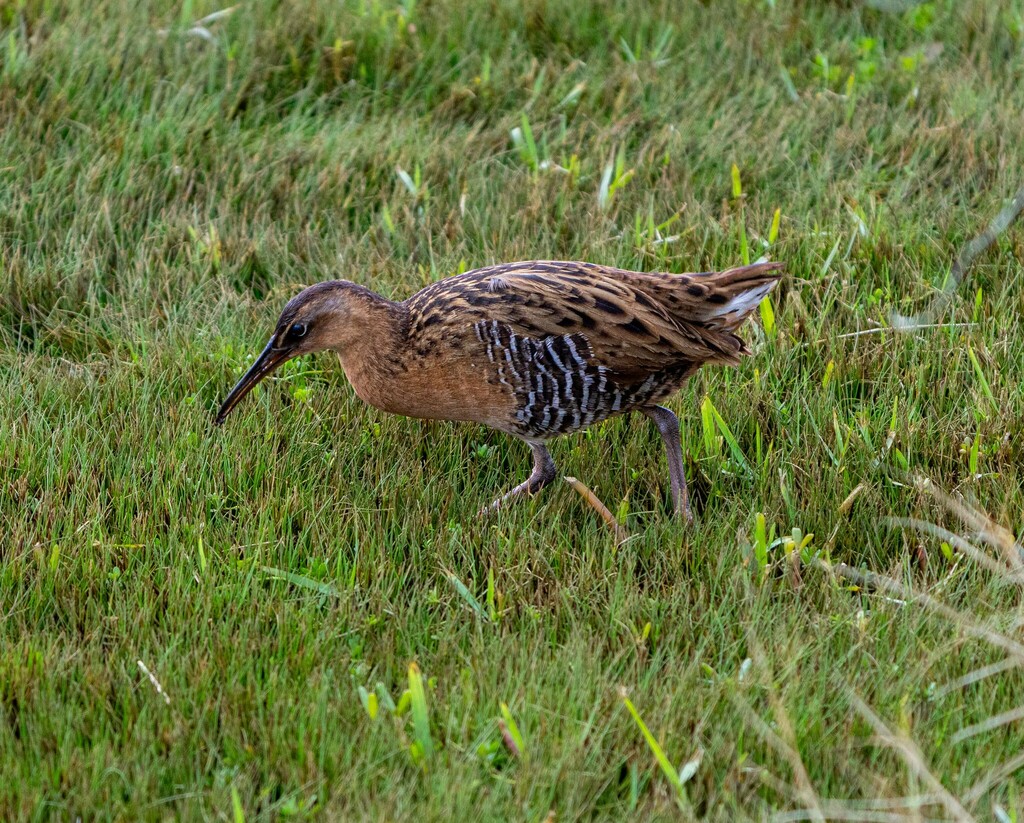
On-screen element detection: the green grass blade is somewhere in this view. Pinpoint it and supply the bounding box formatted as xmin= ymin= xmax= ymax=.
xmin=358 ymin=685 xmax=379 ymax=720
xmin=499 ymin=702 xmax=526 ymax=759
xmin=759 ymin=293 xmax=776 ymax=338
xmin=261 ymin=567 xmax=342 ymax=598
xmin=967 ymin=344 xmax=998 ymax=415
xmin=408 ymin=663 xmax=433 ymax=764
xmin=445 ymin=569 xmax=489 ymax=621
xmin=231 ymin=786 xmax=245 ymax=823
xmin=705 ymin=397 xmax=750 ymax=474
xmin=754 ymin=512 xmax=768 ymax=578
xmin=622 ymin=694 xmax=685 ymax=803
xmin=768 ymin=207 xmax=781 ymax=244
xmin=700 ymin=395 xmax=718 ymax=457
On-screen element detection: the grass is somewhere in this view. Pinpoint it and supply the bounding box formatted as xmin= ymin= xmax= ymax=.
xmin=2 ymin=0 xmax=1024 ymax=819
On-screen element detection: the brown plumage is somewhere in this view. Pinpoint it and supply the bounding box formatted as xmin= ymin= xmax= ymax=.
xmin=216 ymin=260 xmax=784 ymax=520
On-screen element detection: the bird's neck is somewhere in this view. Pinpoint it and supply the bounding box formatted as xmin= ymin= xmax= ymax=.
xmin=333 ymin=286 xmax=410 ymax=410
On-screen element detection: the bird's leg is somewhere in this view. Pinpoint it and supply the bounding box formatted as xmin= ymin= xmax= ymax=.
xmin=481 ymin=442 xmax=557 ymax=516
xmin=641 ymin=405 xmax=693 ymax=523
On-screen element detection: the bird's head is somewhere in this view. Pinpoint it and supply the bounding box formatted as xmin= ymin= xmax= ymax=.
xmin=214 ymin=281 xmax=366 ymax=425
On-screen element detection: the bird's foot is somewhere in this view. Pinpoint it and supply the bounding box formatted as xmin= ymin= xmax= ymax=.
xmin=478 ymin=442 xmax=556 ymax=518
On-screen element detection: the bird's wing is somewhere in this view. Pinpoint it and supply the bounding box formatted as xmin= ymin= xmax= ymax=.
xmin=425 ymin=261 xmax=769 ymax=381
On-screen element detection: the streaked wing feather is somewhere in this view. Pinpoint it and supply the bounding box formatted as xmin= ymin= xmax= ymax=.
xmin=446 ymin=261 xmax=762 ymax=379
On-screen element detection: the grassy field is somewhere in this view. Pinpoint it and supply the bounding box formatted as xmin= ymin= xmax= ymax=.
xmin=3 ymin=0 xmax=1024 ymax=819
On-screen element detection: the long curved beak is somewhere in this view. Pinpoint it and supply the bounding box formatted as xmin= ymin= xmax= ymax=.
xmin=214 ymin=340 xmax=289 ymax=425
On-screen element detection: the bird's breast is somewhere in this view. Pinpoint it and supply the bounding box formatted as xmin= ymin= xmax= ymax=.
xmin=336 ymin=347 xmax=514 ymax=430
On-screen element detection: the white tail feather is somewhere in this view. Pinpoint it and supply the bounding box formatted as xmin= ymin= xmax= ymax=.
xmin=705 ymin=281 xmax=777 ymax=320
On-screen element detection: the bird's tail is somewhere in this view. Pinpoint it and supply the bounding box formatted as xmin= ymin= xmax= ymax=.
xmin=688 ymin=261 xmax=784 ymax=330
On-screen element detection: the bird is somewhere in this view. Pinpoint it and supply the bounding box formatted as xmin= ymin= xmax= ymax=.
xmin=215 ymin=259 xmax=783 ymax=521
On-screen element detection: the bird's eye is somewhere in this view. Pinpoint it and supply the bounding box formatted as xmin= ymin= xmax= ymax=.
xmin=289 ymin=322 xmax=307 ymax=339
